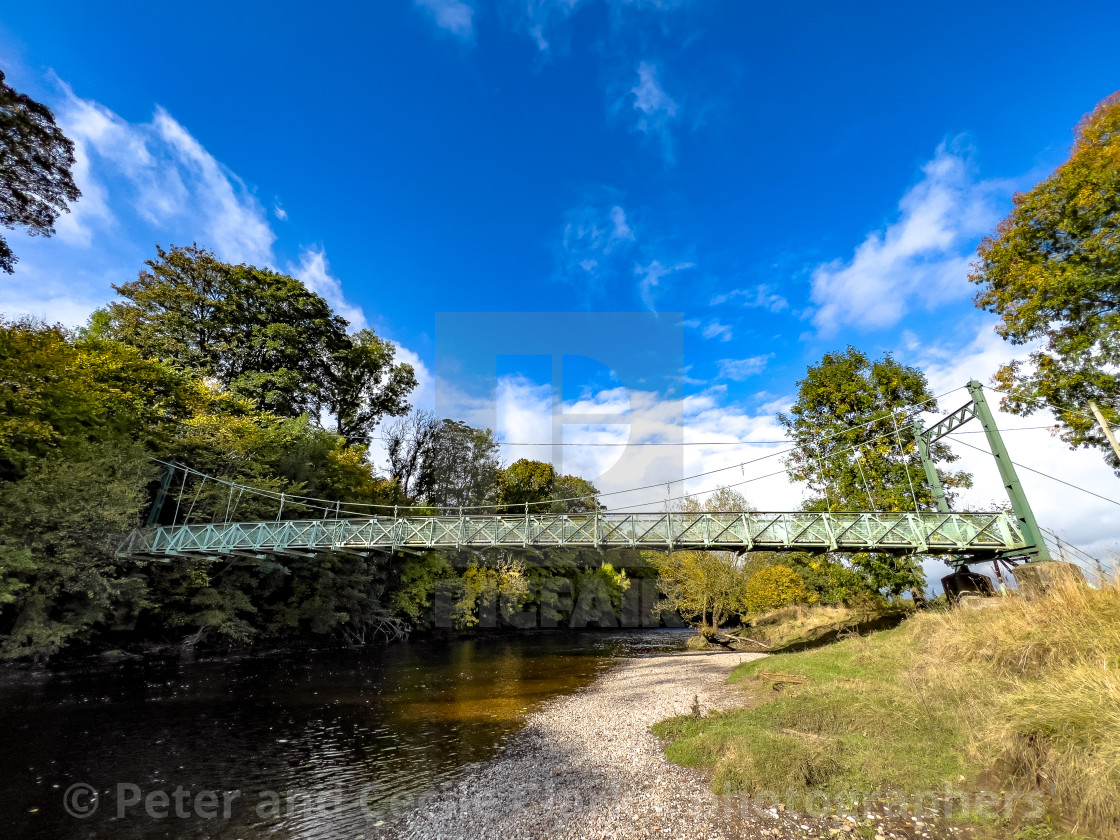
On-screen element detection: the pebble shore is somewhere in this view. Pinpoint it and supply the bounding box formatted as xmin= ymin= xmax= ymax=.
xmin=387 ymin=650 xmax=965 ymax=840
xmin=392 ymin=650 xmax=762 ymax=839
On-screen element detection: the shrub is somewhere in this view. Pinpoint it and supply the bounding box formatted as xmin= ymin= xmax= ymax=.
xmin=743 ymin=565 xmax=812 ymax=615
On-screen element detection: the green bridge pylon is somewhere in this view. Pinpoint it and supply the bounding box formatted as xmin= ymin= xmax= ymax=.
xmin=912 ymin=380 xmax=1050 ymax=562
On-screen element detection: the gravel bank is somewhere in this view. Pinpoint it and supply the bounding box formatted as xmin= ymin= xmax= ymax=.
xmin=392 ymin=650 xmax=763 ymax=840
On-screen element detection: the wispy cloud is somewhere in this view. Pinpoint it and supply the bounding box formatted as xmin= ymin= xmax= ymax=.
xmin=151 ymin=108 xmax=276 ymax=266
xmin=50 ymin=83 xmax=276 ymax=266
xmin=635 ymin=258 xmax=693 ymax=312
xmin=629 ymin=61 xmax=680 ymax=161
xmin=556 ymin=195 xmax=694 ymax=309
xmin=710 ymin=284 xmax=789 ymax=313
xmin=288 ymin=247 xmax=367 ymax=330
xmin=1 ymin=78 xmax=375 ymax=345
xmin=507 ymin=0 xmax=694 ymax=52
xmin=558 ymin=201 xmax=636 ymax=293
xmin=809 ymin=140 xmax=1006 ymax=334
xmin=717 ymin=355 xmax=770 ymax=381
xmin=701 ymin=319 xmax=732 ymax=341
xmin=414 ymin=0 xmax=475 ymax=40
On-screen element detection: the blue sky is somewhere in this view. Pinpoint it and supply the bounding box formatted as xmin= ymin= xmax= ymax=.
xmin=2 ymin=1 xmax=1120 ymax=567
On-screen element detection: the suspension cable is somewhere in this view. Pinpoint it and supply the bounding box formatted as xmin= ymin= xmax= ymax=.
xmin=891 ymin=409 xmax=921 ymax=511
xmin=151 ymin=386 xmax=970 ymax=518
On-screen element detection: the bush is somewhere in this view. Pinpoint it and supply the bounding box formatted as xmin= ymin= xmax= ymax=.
xmin=743 ymin=565 xmax=812 ymax=615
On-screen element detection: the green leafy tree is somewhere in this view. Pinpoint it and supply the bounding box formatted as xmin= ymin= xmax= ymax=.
xmin=0 ymin=319 xmax=412 ymax=658
xmin=497 ymin=458 xmax=556 ymax=511
xmin=744 ymin=551 xmax=875 ymax=605
xmin=779 ymin=347 xmax=970 ymax=512
xmin=414 ymin=419 xmax=501 ymax=511
xmin=495 ymin=459 xmax=603 ymax=513
xmin=105 ymin=244 xmax=415 ymax=445
xmin=778 ymin=348 xmax=972 ymax=598
xmin=0 ymin=442 xmax=153 ymax=661
xmin=550 ymin=474 xmax=602 ymax=512
xmin=328 ymin=328 xmax=417 ymax=446
xmin=0 ymin=69 xmax=81 ymax=274
xmin=0 ymin=318 xmax=194 ymax=482
xmin=970 ymin=91 xmax=1120 ymax=471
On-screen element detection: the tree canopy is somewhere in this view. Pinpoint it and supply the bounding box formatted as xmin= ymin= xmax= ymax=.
xmin=779 ymin=348 xmax=972 ymax=598
xmin=970 ymin=91 xmax=1120 ymax=471
xmin=413 ymin=419 xmax=502 ymax=511
xmin=778 ymin=347 xmax=970 ymax=512
xmin=0 ymin=69 xmax=80 ymax=274
xmin=496 ymin=458 xmax=602 ymax=513
xmin=103 ymin=244 xmax=416 ymax=446
xmin=646 ymin=488 xmax=753 ymax=631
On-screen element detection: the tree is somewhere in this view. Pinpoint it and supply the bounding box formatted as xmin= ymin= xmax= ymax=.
xmin=645 ymin=487 xmax=754 ymax=631
xmin=497 ymin=458 xmax=556 ymax=511
xmin=414 ymin=419 xmax=501 ymax=511
xmin=105 ymin=244 xmax=415 ymax=445
xmin=778 ymin=348 xmax=972 ymax=598
xmin=328 ymin=328 xmax=417 ymax=446
xmin=0 ymin=441 xmax=152 ymax=661
xmin=0 ymin=69 xmax=80 ymax=274
xmin=496 ymin=458 xmax=603 ymax=513
xmin=778 ymin=347 xmax=970 ymax=512
xmin=0 ymin=318 xmax=194 ymax=482
xmin=385 ymin=410 xmax=437 ymax=498
xmin=549 ymin=474 xmax=602 ymax=512
xmin=970 ymin=91 xmax=1120 ymax=471
xmin=742 ymin=565 xmax=813 ymax=615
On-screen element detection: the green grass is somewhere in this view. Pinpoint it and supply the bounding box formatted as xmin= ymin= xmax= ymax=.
xmin=655 ymin=627 xmax=971 ymax=801
xmin=654 ymin=578 xmax=1120 ymax=839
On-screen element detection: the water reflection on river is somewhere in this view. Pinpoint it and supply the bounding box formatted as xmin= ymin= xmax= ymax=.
xmin=0 ymin=630 xmax=689 ymax=839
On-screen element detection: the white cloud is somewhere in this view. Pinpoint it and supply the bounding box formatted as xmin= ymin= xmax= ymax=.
xmin=47 ymin=85 xmax=276 ymax=267
xmin=414 ymin=0 xmax=475 ymax=40
xmin=809 ymin=141 xmax=1005 ymax=334
xmin=273 ymin=202 xmax=288 ymax=221
xmin=1 ymin=76 xmax=375 ymax=357
xmin=701 ymin=319 xmax=732 ymax=341
xmin=288 ymin=247 xmax=368 ymax=330
xmin=150 ymin=108 xmax=275 ymax=265
xmin=558 ymin=201 xmax=636 ymax=292
xmin=711 ymin=284 xmax=789 ymax=313
xmin=717 ymin=355 xmax=770 ymax=381
xmin=634 ymin=258 xmax=693 ymax=312
xmin=629 ymin=61 xmax=679 ymax=161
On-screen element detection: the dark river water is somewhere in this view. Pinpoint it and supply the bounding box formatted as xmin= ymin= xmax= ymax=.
xmin=0 ymin=630 xmax=689 ymax=839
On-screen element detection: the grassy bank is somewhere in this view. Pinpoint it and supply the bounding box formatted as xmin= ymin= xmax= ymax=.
xmin=654 ymin=577 xmax=1120 ymax=839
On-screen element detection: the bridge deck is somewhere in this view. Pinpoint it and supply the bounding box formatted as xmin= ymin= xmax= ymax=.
xmin=117 ymin=510 xmax=1029 ymax=560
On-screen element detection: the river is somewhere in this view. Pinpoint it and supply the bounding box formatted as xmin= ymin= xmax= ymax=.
xmin=0 ymin=629 xmax=690 ymax=839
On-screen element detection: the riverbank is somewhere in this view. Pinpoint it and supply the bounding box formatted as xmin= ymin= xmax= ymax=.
xmin=653 ymin=577 xmax=1120 ymax=840
xmin=390 ymin=650 xmax=763 ymax=839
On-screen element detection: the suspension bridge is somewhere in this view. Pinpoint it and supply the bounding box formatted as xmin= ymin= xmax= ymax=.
xmin=115 ymin=381 xmax=1053 ymax=570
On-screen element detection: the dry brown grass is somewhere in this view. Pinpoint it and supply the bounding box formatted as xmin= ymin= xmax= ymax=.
xmin=912 ymin=576 xmax=1120 ymax=838
xmin=659 ymin=574 xmax=1119 ymax=838
xmin=742 ymin=600 xmax=910 ymax=651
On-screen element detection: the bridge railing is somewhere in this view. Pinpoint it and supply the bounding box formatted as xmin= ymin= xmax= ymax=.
xmin=117 ymin=509 xmax=1028 ymax=560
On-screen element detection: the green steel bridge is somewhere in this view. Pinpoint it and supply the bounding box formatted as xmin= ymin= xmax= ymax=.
xmin=115 ymin=381 xmax=1051 ymax=570
xmin=115 ymin=509 xmax=1030 ymax=561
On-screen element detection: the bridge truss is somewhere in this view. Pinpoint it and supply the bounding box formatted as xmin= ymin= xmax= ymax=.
xmin=117 ymin=509 xmax=1028 ymax=565
xmin=116 ymin=380 xmax=1048 ymax=570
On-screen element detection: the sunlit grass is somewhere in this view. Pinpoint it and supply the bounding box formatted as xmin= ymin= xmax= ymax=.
xmin=654 ymin=575 xmax=1120 ymax=838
